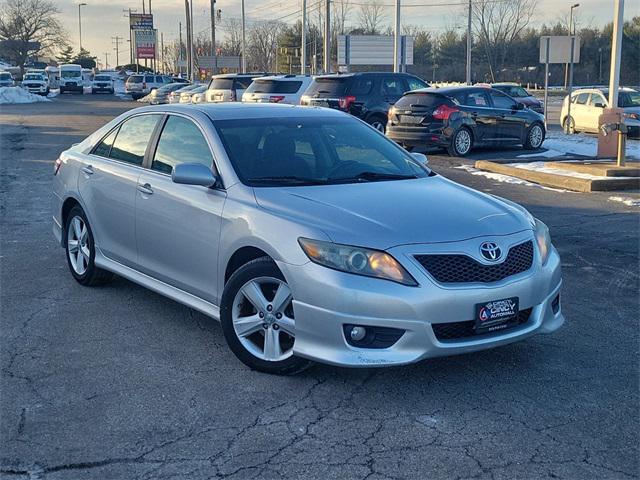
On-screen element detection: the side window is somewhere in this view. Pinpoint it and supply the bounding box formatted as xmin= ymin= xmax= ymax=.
xmin=407 ymin=77 xmax=427 ymax=91
xmin=382 ymin=77 xmax=405 ymax=96
xmin=588 ymin=94 xmax=606 ymax=107
xmin=465 ymin=91 xmax=491 ymax=107
xmin=574 ymin=93 xmax=589 ymax=105
xmin=92 ymin=127 xmax=119 ymax=158
xmin=152 ymin=116 xmax=213 ymax=174
xmin=490 ymin=91 xmax=516 ymax=109
xmin=234 ymin=78 xmax=253 ymax=90
xmin=349 ymin=78 xmax=373 ymax=95
xmin=109 ymin=115 xmax=160 ymax=165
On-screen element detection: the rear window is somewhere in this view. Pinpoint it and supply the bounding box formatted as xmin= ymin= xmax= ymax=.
xmin=127 ymin=76 xmax=143 ymax=84
xmin=306 ymin=77 xmax=352 ymax=96
xmin=246 ymin=80 xmax=303 ymax=94
xmin=395 ymin=93 xmax=445 ymax=108
xmin=209 ymin=78 xmax=234 ymax=90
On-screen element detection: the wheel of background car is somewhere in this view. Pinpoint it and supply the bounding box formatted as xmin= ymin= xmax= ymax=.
xmin=524 ymin=123 xmax=545 ymax=150
xmin=64 ymin=206 xmax=113 ymax=286
xmin=448 ymin=128 xmax=473 ymax=157
xmin=220 ymin=257 xmax=310 ymax=375
xmin=563 ymin=116 xmax=576 ymax=134
xmin=368 ymin=116 xmax=387 ymax=133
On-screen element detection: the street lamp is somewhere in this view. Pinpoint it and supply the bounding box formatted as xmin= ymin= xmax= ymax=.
xmin=78 ymin=3 xmax=87 ymax=52
xmin=564 ymin=3 xmax=580 ymax=89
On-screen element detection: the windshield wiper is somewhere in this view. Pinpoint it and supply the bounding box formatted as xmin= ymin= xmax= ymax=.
xmin=248 ymin=176 xmax=327 ymax=185
xmin=329 ymin=171 xmax=419 ymax=183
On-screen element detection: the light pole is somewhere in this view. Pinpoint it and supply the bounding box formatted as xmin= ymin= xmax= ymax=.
xmin=564 ymin=3 xmax=579 ymax=89
xmin=598 ymin=47 xmax=603 ymax=84
xmin=78 ymin=3 xmax=87 ymax=52
xmin=241 ymin=0 xmax=246 ymax=73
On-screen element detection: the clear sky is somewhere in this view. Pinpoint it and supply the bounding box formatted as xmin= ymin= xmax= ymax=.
xmin=55 ymin=0 xmax=636 ymax=68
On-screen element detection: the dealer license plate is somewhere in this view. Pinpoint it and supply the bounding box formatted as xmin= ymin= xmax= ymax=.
xmin=475 ymin=297 xmax=518 ymax=334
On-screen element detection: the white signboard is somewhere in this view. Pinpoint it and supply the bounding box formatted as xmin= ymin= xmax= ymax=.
xmin=198 ymin=56 xmax=241 ymax=69
xmin=539 ymin=36 xmax=581 ymax=64
xmin=338 ymin=35 xmax=413 ymax=66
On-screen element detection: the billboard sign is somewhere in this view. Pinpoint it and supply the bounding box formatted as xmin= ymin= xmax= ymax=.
xmin=134 ymin=29 xmax=156 ymax=59
xmin=338 ymin=35 xmax=413 ymax=66
xmin=198 ymin=56 xmax=241 ymax=69
xmin=539 ymin=36 xmax=580 ymax=64
xmin=130 ymin=13 xmax=153 ymax=30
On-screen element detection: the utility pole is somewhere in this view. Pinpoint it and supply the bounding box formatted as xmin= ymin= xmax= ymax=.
xmin=179 ymin=21 xmax=183 ymax=76
xmin=466 ymin=0 xmax=472 ymax=84
xmin=123 ymin=8 xmax=136 ymax=67
xmin=323 ymin=0 xmax=330 ymax=73
xmin=210 ymin=0 xmax=217 ymax=74
xmin=185 ymin=0 xmax=191 ymax=80
xmin=301 ymin=0 xmax=307 ymax=74
xmin=393 ymin=0 xmax=400 ymax=73
xmin=112 ymin=36 xmax=123 ymax=68
xmin=608 ymin=0 xmax=625 ymax=166
xmin=564 ymin=3 xmax=580 ymax=89
xmin=160 ymin=32 xmax=164 ymax=73
xmin=103 ymin=52 xmax=109 ymax=69
xmin=241 ymin=0 xmax=246 ymax=73
xmin=190 ymin=0 xmax=195 ymax=80
xmin=78 ymin=3 xmax=87 ymax=52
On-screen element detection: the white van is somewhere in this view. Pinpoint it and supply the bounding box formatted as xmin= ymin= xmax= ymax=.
xmin=59 ymin=64 xmax=83 ymax=94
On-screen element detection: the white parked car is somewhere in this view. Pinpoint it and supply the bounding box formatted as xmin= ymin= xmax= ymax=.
xmin=180 ymin=85 xmax=207 ymax=104
xmin=59 ymin=64 xmax=84 ymax=94
xmin=125 ymin=74 xmax=172 ymax=100
xmin=21 ymin=72 xmax=50 ymax=95
xmin=205 ymin=73 xmax=264 ymax=103
xmin=91 ymin=74 xmax=115 ymax=94
xmin=242 ymin=75 xmax=313 ymax=105
xmin=560 ymin=87 xmax=640 ymax=138
xmin=0 ymin=71 xmax=15 ymax=87
xmin=191 ymin=86 xmax=209 ymax=104
xmin=168 ymin=84 xmax=200 ymax=104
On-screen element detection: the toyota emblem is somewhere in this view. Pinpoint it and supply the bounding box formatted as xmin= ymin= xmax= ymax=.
xmin=480 ymin=242 xmax=502 ymax=262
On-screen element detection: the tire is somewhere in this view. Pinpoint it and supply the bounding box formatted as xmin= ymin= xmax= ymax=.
xmin=368 ymin=115 xmax=387 ymax=133
xmin=110 ymin=89 xmax=115 ymax=94
xmin=60 ymin=87 xmax=65 ymax=94
xmin=220 ymin=257 xmax=311 ymax=375
xmin=524 ymin=123 xmax=545 ymax=150
xmin=562 ymin=116 xmax=576 ymax=134
xmin=64 ymin=206 xmax=114 ymax=286
xmin=447 ymin=127 xmax=473 ymax=157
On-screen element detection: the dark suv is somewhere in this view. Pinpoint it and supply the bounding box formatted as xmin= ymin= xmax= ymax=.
xmin=386 ymin=86 xmax=546 ymax=156
xmin=300 ymin=72 xmax=428 ymax=131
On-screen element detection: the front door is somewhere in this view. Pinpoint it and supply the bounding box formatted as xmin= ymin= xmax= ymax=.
xmin=489 ymin=90 xmax=526 ymax=142
xmin=135 ymin=114 xmax=226 ymax=304
xmin=585 ymin=93 xmax=607 ymax=133
xmin=460 ymin=90 xmax=497 ymax=143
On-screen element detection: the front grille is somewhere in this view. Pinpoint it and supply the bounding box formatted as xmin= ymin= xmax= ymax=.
xmin=415 ymin=240 xmax=534 ymax=284
xmin=432 ymin=308 xmax=533 ymax=341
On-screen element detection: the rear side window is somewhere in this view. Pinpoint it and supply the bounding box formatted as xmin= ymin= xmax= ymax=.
xmin=395 ymin=93 xmax=444 ymax=108
xmin=109 ymin=115 xmax=160 ymax=165
xmin=464 ymin=91 xmax=490 ymax=107
xmin=152 ymin=116 xmax=213 ymax=174
xmin=233 ymin=77 xmax=254 ymax=89
xmin=348 ymin=78 xmax=373 ymax=95
xmin=92 ymin=128 xmax=119 ymax=158
xmin=144 ymin=75 xmax=154 ymax=83
xmin=246 ymin=80 xmax=303 ymax=94
xmin=407 ymin=77 xmax=428 ymax=91
xmin=382 ymin=77 xmax=406 ymax=96
xmin=573 ymin=93 xmax=589 ymax=104
xmin=209 ymin=78 xmax=233 ymax=89
xmin=306 ymin=77 xmax=351 ymax=96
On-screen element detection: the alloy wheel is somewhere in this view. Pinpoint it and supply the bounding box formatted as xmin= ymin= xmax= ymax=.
xmin=529 ymin=125 xmax=543 ymax=148
xmin=232 ymin=277 xmax=295 ymax=362
xmin=371 ymin=120 xmax=386 ymax=133
xmin=67 ymin=215 xmax=90 ymax=275
xmin=455 ymin=129 xmax=472 ymax=155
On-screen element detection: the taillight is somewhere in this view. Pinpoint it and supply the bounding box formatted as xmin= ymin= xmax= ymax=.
xmin=269 ymin=95 xmax=285 ymax=103
xmin=54 ymin=158 xmax=62 ymax=175
xmin=338 ymin=95 xmax=356 ymax=110
xmin=432 ymin=104 xmax=459 ymax=120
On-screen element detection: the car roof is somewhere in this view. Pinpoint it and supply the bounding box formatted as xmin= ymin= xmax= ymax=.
xmin=212 ymin=73 xmax=267 ymax=78
xmin=136 ymin=102 xmax=348 ymax=121
xmin=407 ymin=86 xmax=486 ymax=95
xmin=314 ymin=72 xmax=414 ymax=80
xmin=254 ymin=74 xmax=311 ymax=81
xmin=491 ymin=82 xmax=519 ymax=86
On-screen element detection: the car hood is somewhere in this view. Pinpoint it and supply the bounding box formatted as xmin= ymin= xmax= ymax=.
xmin=254 ymin=176 xmax=533 ymax=249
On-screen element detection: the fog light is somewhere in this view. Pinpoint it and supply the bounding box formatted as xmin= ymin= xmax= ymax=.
xmin=349 ymin=326 xmax=367 ymax=341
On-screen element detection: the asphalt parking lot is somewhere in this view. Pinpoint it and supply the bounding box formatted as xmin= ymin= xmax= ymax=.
xmin=1 ymin=94 xmax=638 ymax=480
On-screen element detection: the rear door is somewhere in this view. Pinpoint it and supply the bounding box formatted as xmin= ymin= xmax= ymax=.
xmin=458 ymin=90 xmax=496 ymax=142
xmin=78 ymin=114 xmax=162 ymax=267
xmin=488 ymin=89 xmax=527 ymax=142
xmin=135 ymin=114 xmax=226 ymax=303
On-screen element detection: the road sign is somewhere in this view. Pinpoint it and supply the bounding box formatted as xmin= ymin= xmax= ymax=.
xmin=539 ymin=36 xmax=580 ymax=64
xmin=338 ymin=35 xmax=413 ymax=66
xmin=134 ymin=29 xmax=156 ymax=59
xmin=198 ymin=56 xmax=241 ymax=69
xmin=130 ymin=13 xmax=153 ymax=30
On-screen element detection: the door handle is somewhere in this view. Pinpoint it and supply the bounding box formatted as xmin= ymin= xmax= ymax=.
xmin=137 ymin=183 xmax=154 ymax=195
xmin=81 ymin=165 xmax=94 ymax=175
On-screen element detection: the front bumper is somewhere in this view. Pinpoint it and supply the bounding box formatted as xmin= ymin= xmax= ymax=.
xmin=279 ymin=231 xmax=563 ymax=367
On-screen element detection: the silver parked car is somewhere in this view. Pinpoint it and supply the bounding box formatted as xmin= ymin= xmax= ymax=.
xmin=52 ymin=104 xmax=564 ymax=374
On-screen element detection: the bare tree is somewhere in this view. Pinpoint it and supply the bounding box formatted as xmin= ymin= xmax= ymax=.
xmin=248 ymin=21 xmax=282 ymax=72
xmin=357 ymin=0 xmax=386 ymax=35
xmin=332 ymin=0 xmax=352 ymax=36
xmin=221 ymin=18 xmax=242 ymax=56
xmin=0 ymin=0 xmax=67 ymax=73
xmin=472 ymin=0 xmax=536 ymax=81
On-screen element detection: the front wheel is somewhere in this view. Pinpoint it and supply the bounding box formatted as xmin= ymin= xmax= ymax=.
xmin=220 ymin=257 xmax=310 ymax=375
xmin=524 ymin=123 xmax=545 ymax=150
xmin=447 ymin=127 xmax=473 ymax=157
xmin=563 ymin=116 xmax=576 ymax=134
xmin=368 ymin=115 xmax=387 ymax=133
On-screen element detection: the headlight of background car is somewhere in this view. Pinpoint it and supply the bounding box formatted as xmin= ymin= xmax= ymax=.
xmin=534 ymin=219 xmax=551 ymax=264
xmin=299 ymin=238 xmax=417 ymax=286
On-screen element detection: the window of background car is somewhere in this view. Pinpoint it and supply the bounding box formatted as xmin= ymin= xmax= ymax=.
xmin=573 ymin=93 xmax=589 ymax=104
xmin=144 ymin=75 xmax=154 ymax=83
xmin=24 ymin=74 xmax=43 ymax=81
xmin=619 ymin=91 xmax=640 ymax=108
xmin=209 ymin=78 xmax=233 ymax=89
xmin=465 ymin=91 xmax=490 ymax=107
xmin=382 ymin=78 xmax=406 ymax=96
xmin=407 ymin=78 xmax=428 ymax=91
xmin=499 ymin=86 xmax=528 ymax=98
xmin=588 ymin=94 xmax=606 ymax=107
xmin=61 ymin=71 xmax=80 ymax=78
xmin=395 ymin=93 xmax=445 ymax=109
xmin=214 ymin=117 xmax=427 ymax=186
xmin=306 ymin=77 xmax=350 ymax=96
xmin=0 ymin=73 xmax=11 ymax=80
xmin=127 ymin=76 xmax=143 ymax=83
xmin=234 ymin=78 xmax=254 ymax=90
xmin=490 ymin=91 xmax=516 ymax=109
xmin=92 ymin=128 xmax=119 ymax=158
xmin=94 ymin=75 xmax=111 ymax=81
xmin=151 ymin=116 xmax=213 ymax=174
xmin=245 ymin=80 xmax=302 ymax=94
xmin=108 ymin=114 xmax=160 ymax=165
xmin=349 ymin=78 xmax=373 ymax=95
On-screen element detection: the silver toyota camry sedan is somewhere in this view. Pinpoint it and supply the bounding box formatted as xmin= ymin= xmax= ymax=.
xmin=52 ymin=103 xmax=564 ymax=374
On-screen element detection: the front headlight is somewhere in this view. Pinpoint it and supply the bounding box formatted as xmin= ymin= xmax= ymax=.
xmin=298 ymin=238 xmax=417 ymax=286
xmin=534 ymin=218 xmax=551 ymax=265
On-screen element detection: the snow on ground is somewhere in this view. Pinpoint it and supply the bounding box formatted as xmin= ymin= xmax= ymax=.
xmin=608 ymin=195 xmax=640 ymax=207
xmin=0 ymin=87 xmax=51 ymax=104
xmin=506 ymin=161 xmax=638 ymax=180
xmin=520 ymin=131 xmax=640 ymax=159
xmin=454 ymin=164 xmax=568 ymax=192
xmin=47 ymin=89 xmax=59 ymax=98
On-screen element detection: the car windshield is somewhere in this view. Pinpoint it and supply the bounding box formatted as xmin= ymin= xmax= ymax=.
xmin=619 ymin=91 xmax=640 ymax=108
xmin=94 ymin=75 xmax=111 ymax=81
xmin=24 ymin=74 xmax=43 ymax=80
xmin=61 ymin=71 xmax=80 ymax=78
xmin=215 ymin=116 xmax=428 ymax=187
xmin=0 ymin=73 xmax=10 ymax=80
xmin=496 ymin=86 xmax=529 ymax=98
xmin=305 ymin=77 xmax=351 ymax=96
xmin=246 ymin=79 xmax=303 ymax=94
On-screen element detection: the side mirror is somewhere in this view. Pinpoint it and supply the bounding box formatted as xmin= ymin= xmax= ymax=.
xmin=594 ymin=102 xmax=605 ymax=108
xmin=411 ymin=152 xmax=429 ymax=167
xmin=172 ymin=162 xmax=218 ymax=187
xmin=514 ymin=103 xmax=525 ymax=110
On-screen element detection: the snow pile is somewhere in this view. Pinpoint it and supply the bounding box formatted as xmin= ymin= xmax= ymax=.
xmin=608 ymin=195 xmax=640 ymax=207
xmin=506 ymin=161 xmax=626 ymax=180
xmin=0 ymin=86 xmax=51 ymax=104
xmin=454 ymin=164 xmax=568 ymax=192
xmin=47 ymin=89 xmax=59 ymax=98
xmin=137 ymin=93 xmax=153 ymax=103
xmin=520 ymin=131 xmax=640 ymax=159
